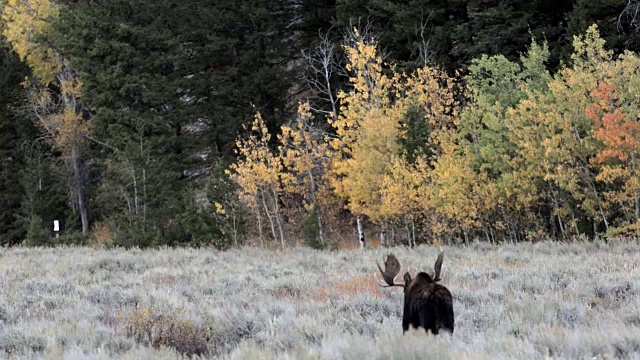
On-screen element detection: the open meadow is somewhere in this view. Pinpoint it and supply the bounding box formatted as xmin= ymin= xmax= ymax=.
xmin=1 ymin=241 xmax=640 ymax=359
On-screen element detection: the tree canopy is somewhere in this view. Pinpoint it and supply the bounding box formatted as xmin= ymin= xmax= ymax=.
xmin=2 ymin=0 xmax=640 ymax=247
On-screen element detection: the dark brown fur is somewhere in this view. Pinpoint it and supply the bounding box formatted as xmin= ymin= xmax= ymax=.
xmin=375 ymin=252 xmax=454 ymax=335
xmin=402 ymin=272 xmax=454 ymax=334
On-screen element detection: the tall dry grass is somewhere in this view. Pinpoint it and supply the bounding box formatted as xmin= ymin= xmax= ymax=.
xmin=1 ymin=240 xmax=640 ymax=359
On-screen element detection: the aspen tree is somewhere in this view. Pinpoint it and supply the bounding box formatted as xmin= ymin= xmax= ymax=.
xmin=2 ymin=0 xmax=91 ymax=234
xmin=279 ymin=103 xmax=331 ymax=246
xmin=227 ymin=113 xmax=293 ymax=251
xmin=329 ymin=31 xmax=460 ymax=244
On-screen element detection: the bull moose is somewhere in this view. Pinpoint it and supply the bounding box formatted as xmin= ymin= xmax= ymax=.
xmin=375 ymin=250 xmax=454 ymax=335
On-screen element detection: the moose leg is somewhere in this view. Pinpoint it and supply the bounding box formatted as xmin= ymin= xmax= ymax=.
xmin=402 ymin=304 xmax=411 ymax=333
xmin=430 ymin=296 xmax=454 ymax=334
xmin=403 ymin=303 xmax=422 ymax=333
xmin=419 ymin=309 xmax=436 ymax=335
xmin=438 ymin=301 xmax=455 ymax=334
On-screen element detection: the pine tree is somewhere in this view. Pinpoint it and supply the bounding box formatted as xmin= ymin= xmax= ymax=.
xmin=2 ymin=0 xmax=92 ymax=235
xmin=0 ymin=42 xmax=67 ymax=245
xmin=0 ymin=44 xmax=31 ymax=245
xmin=455 ymin=0 xmax=572 ymax=68
xmin=565 ymin=0 xmax=638 ymax=61
xmin=51 ymin=0 xmax=193 ymax=243
xmin=192 ymin=0 xmax=298 ymax=150
xmin=336 ymin=0 xmax=469 ymax=70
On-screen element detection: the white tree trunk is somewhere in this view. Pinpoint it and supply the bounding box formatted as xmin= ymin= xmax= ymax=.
xmin=255 ymin=208 xmax=264 ymax=248
xmin=317 ymin=210 xmax=325 ymax=246
xmin=271 ymin=188 xmax=286 ymax=252
xmin=357 ymin=217 xmax=365 ymax=249
xmin=260 ymin=190 xmax=278 ymax=248
xmin=411 ymin=220 xmax=416 ymax=248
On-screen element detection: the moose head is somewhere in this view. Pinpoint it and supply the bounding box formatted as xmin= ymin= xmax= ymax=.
xmin=375 ymin=250 xmax=454 ymax=335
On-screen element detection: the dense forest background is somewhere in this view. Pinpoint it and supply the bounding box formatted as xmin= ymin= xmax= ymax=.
xmin=1 ymin=0 xmax=640 ymax=248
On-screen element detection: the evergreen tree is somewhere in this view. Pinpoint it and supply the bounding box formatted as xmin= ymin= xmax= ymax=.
xmin=336 ymin=0 xmax=450 ymax=69
xmin=191 ymin=0 xmax=298 ymax=151
xmin=389 ymin=0 xmax=469 ymax=69
xmin=454 ymin=0 xmax=572 ymax=68
xmin=296 ymin=0 xmax=338 ymax=50
xmin=334 ymin=0 xmax=639 ymax=72
xmin=52 ymin=0 xmax=198 ymax=243
xmin=0 ymin=44 xmax=31 ymax=245
xmin=51 ymin=0 xmax=297 ymax=245
xmin=2 ymin=0 xmax=93 ymax=236
xmin=565 ymin=0 xmax=639 ymax=61
xmin=18 ymin=142 xmax=68 ymax=244
xmin=0 ymin=43 xmax=68 ymax=245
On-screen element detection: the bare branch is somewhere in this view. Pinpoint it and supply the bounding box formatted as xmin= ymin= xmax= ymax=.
xmin=82 ymin=134 xmax=120 ymax=152
xmin=301 ymin=30 xmax=344 ymax=121
xmin=618 ymin=0 xmax=640 ymax=42
xmin=411 ymin=11 xmax=437 ymax=68
xmin=342 ymin=17 xmax=390 ymax=62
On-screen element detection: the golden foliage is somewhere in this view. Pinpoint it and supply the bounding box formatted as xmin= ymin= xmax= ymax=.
xmin=226 ymin=111 xmax=292 ymax=249
xmin=278 ymin=102 xmax=331 ymax=207
xmin=1 ymin=0 xmax=62 ymax=83
xmin=429 ymin=140 xmax=496 ymax=234
xmin=329 ymin=33 xmax=461 ymax=224
xmin=225 ymin=25 xmax=640 ymax=241
xmin=88 ymin=222 xmax=113 ymax=248
xmin=226 ymin=112 xmax=293 ymax=209
xmin=2 ymin=0 xmax=90 ymax=154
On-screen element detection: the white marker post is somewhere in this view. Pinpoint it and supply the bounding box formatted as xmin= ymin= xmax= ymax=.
xmin=53 ymin=220 xmax=60 ymax=238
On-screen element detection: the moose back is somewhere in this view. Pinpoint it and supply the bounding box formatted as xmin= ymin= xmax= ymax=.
xmin=375 ymin=251 xmax=454 ymax=335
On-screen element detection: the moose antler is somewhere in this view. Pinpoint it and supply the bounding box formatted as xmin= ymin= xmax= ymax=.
xmin=433 ymin=248 xmax=444 ymax=282
xmin=374 ymin=254 xmax=405 ymax=287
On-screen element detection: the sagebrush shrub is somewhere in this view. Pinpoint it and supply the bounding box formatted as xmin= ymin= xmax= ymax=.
xmin=120 ymin=306 xmax=209 ymax=357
